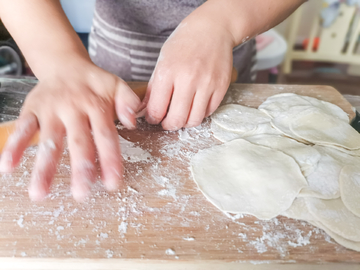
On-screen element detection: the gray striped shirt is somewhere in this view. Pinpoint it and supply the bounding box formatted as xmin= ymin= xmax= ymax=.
xmin=89 ymin=0 xmax=256 ymax=82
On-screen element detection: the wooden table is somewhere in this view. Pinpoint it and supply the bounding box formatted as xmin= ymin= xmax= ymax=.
xmin=0 ymin=77 xmax=359 ymax=270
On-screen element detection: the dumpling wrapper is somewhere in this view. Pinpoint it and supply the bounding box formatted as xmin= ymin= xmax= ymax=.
xmin=211 ymin=104 xmax=270 ymax=134
xmin=299 ymin=146 xmax=342 ymax=199
xmin=270 ymin=106 xmax=313 ymax=143
xmin=309 ymin=220 xmax=360 ymax=252
xmin=259 ymin=93 xmax=311 ymax=118
xmin=282 ymin=197 xmax=314 ymax=221
xmin=211 ymin=121 xmax=280 ymax=143
xmin=306 ymin=197 xmax=360 ymax=242
xmin=290 ymin=108 xmax=360 ymax=150
xmin=259 ymin=93 xmax=349 ymax=122
xmin=245 ymin=134 xmax=321 ymax=177
xmin=283 ymin=198 xmax=360 ymax=252
xmin=340 ymin=165 xmax=360 ymax=218
xmin=190 ymin=139 xmax=307 ymax=220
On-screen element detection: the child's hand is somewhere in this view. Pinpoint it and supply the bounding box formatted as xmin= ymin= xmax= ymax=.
xmin=0 ymin=58 xmax=141 ymax=202
xmin=145 ymin=17 xmax=235 ymax=130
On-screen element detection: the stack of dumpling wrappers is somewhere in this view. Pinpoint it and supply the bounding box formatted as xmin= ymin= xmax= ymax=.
xmin=190 ymin=93 xmax=360 ymax=251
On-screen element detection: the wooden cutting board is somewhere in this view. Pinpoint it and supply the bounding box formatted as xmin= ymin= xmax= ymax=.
xmin=0 ymin=79 xmax=358 ymax=269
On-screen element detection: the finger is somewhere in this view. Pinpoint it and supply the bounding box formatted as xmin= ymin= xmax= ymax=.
xmin=161 ymin=83 xmax=195 ymax=131
xmin=115 ymin=81 xmax=141 ymax=130
xmin=136 ymin=84 xmax=152 ymax=117
xmin=205 ymin=90 xmax=227 ymax=118
xmin=0 ymin=113 xmax=38 ymax=172
xmin=185 ymin=90 xmax=213 ymax=128
xmin=89 ymin=106 xmax=123 ymax=192
xmin=145 ymin=75 xmax=173 ymax=125
xmin=28 ymin=117 xmax=65 ymax=201
xmin=64 ymin=114 xmax=96 ymax=202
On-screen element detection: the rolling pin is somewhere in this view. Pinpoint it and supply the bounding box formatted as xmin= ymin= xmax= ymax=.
xmin=0 ymin=67 xmax=238 ymax=153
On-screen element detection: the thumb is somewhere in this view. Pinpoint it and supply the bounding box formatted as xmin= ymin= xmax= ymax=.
xmin=114 ymin=80 xmax=141 ymax=130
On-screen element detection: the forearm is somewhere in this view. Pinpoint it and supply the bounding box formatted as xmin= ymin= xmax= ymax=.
xmin=185 ymin=0 xmax=306 ymax=47
xmin=0 ymin=0 xmax=91 ymax=80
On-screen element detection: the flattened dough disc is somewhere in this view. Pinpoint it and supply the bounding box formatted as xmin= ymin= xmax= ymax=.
xmin=211 ymin=104 xmax=270 ymax=134
xmin=340 ymin=165 xmax=360 ymax=218
xmin=299 ymin=146 xmax=342 ymax=199
xmin=190 ymin=139 xmax=307 ymax=220
xmin=244 ymin=134 xmax=321 ymax=177
xmin=306 ymin=197 xmax=360 ymax=242
xmin=282 ymin=197 xmax=314 ymax=221
xmin=259 ymin=93 xmax=311 ymax=118
xmin=290 ymin=108 xmax=360 ymax=150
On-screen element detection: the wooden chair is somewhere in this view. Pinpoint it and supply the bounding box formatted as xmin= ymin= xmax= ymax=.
xmin=283 ymin=3 xmax=360 ymax=74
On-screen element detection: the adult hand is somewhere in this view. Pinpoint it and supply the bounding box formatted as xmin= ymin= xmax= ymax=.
xmin=0 ymin=58 xmax=140 ymax=202
xmin=145 ymin=15 xmax=235 ymax=130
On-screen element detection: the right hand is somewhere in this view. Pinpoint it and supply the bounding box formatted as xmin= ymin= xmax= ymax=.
xmin=0 ymin=57 xmax=141 ymax=202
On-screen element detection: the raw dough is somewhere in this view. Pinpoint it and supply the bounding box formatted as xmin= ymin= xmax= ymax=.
xmin=310 ymin=220 xmax=360 ymax=252
xmin=301 ymin=96 xmax=349 ymax=123
xmin=210 ymin=121 xmax=242 ymax=142
xmin=244 ymin=134 xmax=321 ymax=177
xmin=259 ymin=93 xmax=311 ymax=118
xmin=259 ymin=93 xmax=349 ymax=122
xmin=270 ymin=106 xmax=313 ymax=143
xmin=211 ymin=104 xmax=270 ymax=134
xmin=340 ymin=165 xmax=360 ymax=218
xmin=305 ymin=197 xmax=360 ymax=242
xmin=190 ymin=139 xmax=307 ymax=220
xmin=299 ymin=146 xmax=342 ymax=199
xmin=211 ymin=121 xmax=280 ymax=143
xmin=290 ymin=108 xmax=360 ymax=150
xmin=282 ymin=197 xmax=314 ymax=221
xmin=283 ymin=198 xmax=360 ymax=252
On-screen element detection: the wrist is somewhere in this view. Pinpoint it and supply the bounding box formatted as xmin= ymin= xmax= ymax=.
xmin=30 ymin=51 xmax=94 ymax=81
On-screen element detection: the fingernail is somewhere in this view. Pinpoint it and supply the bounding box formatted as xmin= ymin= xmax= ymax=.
xmin=0 ymin=152 xmax=13 ymax=173
xmin=29 ymin=185 xmax=48 ymax=201
xmin=28 ymin=173 xmax=49 ymax=201
xmin=72 ymin=182 xmax=92 ymax=202
xmin=104 ymin=178 xmax=120 ymax=192
xmin=146 ymin=114 xmax=158 ymax=125
xmin=119 ymin=114 xmax=136 ymax=130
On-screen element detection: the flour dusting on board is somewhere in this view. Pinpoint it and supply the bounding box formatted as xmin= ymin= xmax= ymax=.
xmin=0 ymin=118 xmax=343 ymax=260
xmin=119 ymin=136 xmax=152 ymax=163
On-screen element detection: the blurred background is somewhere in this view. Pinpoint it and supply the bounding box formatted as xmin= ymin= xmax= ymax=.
xmin=0 ymin=0 xmax=359 ymax=101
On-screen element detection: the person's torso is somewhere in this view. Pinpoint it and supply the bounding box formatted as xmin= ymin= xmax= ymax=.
xmin=95 ymin=0 xmax=206 ymax=36
xmin=89 ymin=0 xmax=256 ymax=82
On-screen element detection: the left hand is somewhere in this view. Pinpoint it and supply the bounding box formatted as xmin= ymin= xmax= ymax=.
xmin=145 ymin=15 xmax=235 ymax=130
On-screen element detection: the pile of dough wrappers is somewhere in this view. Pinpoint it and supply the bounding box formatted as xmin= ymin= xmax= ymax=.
xmin=190 ymin=93 xmax=360 ymax=251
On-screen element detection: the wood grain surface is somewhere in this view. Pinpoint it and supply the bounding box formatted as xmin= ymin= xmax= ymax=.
xmin=0 ymin=78 xmax=358 ymax=269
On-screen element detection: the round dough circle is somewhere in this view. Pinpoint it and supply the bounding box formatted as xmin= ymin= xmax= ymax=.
xmin=290 ymin=108 xmax=360 ymax=150
xmin=259 ymin=93 xmax=349 ymax=122
xmin=282 ymin=197 xmax=314 ymax=221
xmin=245 ymin=134 xmax=321 ymax=177
xmin=306 ymin=197 xmax=360 ymax=242
xmin=340 ymin=165 xmax=360 ymax=218
xmin=270 ymin=106 xmax=313 ymax=143
xmin=259 ymin=93 xmax=311 ymax=118
xmin=309 ymin=220 xmax=360 ymax=252
xmin=190 ymin=139 xmax=307 ymax=220
xmin=210 ymin=121 xmax=242 ymax=142
xmin=211 ymin=104 xmax=270 ymax=134
xmin=301 ymin=96 xmax=349 ymax=123
xmin=299 ymin=146 xmax=341 ymax=199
